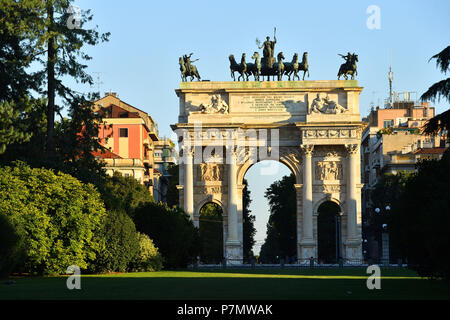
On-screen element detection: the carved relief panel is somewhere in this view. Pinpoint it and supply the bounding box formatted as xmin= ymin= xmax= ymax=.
xmin=315 ymin=161 xmax=343 ymax=181
xmin=198 ymin=163 xmax=223 ymax=181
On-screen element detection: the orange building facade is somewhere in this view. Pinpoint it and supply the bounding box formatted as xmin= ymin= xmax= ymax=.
xmin=93 ymin=93 xmax=159 ymax=195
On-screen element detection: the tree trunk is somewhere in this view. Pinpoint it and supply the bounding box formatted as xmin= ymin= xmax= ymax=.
xmin=46 ymin=3 xmax=55 ymax=160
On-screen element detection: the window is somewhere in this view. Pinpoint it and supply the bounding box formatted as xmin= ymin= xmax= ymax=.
xmin=383 ymin=120 xmax=394 ymax=128
xmin=119 ymin=128 xmax=128 ymax=137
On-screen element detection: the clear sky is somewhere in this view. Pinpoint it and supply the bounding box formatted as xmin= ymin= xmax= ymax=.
xmin=71 ymin=0 xmax=449 ymax=254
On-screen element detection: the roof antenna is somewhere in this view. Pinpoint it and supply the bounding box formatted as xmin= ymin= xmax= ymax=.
xmin=388 ymin=49 xmax=393 ymax=108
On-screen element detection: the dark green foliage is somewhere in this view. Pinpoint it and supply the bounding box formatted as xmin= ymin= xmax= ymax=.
xmin=0 ymin=214 xmax=26 ymax=278
xmin=0 ymin=100 xmax=32 ymax=154
xmin=165 ymin=164 xmax=180 ymax=207
xmin=134 ymin=203 xmax=200 ymax=268
xmin=0 ymin=0 xmax=110 ymax=187
xmin=421 ymin=46 xmax=450 ymax=142
xmin=199 ymin=203 xmax=223 ymax=264
xmin=369 ymin=171 xmax=414 ymax=262
xmin=100 ymin=171 xmax=154 ymax=217
xmin=422 ymin=109 xmax=450 ymax=142
xmin=242 ymin=179 xmax=256 ymax=262
xmin=0 ymin=161 xmax=106 ymax=275
xmin=390 ymin=153 xmax=450 ymax=281
xmin=259 ymin=174 xmax=296 ymax=263
xmin=130 ymin=233 xmax=164 ymax=272
xmin=90 ymin=210 xmax=140 ymax=273
xmin=421 ymin=46 xmax=450 ymax=104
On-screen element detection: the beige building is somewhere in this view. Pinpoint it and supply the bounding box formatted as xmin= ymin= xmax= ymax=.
xmin=360 ymin=94 xmax=447 ymax=260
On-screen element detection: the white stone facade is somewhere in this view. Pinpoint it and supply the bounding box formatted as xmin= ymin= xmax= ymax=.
xmin=172 ymin=81 xmax=364 ymax=264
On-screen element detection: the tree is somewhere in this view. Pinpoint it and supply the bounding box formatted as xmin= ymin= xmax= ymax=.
xmin=199 ymin=203 xmax=223 ymax=264
xmin=369 ymin=171 xmax=414 ymax=262
xmin=133 ymin=202 xmax=200 ymax=268
xmin=421 ymin=46 xmax=450 ymax=104
xmin=0 ymin=161 xmax=106 ymax=275
xmin=390 ymin=153 xmax=450 ymax=281
xmin=242 ymin=179 xmax=256 ymax=262
xmin=0 ymin=100 xmax=32 ymax=154
xmin=100 ymin=171 xmax=154 ymax=218
xmin=130 ymin=233 xmax=164 ymax=272
xmin=89 ymin=210 xmax=140 ymax=273
xmin=165 ymin=164 xmax=179 ymax=207
xmin=259 ymin=174 xmax=296 ymax=263
xmin=421 ymin=46 xmax=450 ymax=142
xmin=0 ymin=0 xmax=110 ymax=186
xmin=0 ymin=214 xmax=26 ymax=278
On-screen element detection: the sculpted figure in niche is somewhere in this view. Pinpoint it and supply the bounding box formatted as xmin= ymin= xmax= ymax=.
xmin=200 ymin=163 xmax=222 ymax=181
xmin=316 ymin=161 xmax=342 ymax=180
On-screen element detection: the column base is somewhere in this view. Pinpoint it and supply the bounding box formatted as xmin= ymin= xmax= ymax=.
xmin=299 ymin=239 xmax=316 ymax=260
xmin=225 ymin=240 xmax=242 ymax=265
xmin=344 ymin=239 xmax=362 ymax=261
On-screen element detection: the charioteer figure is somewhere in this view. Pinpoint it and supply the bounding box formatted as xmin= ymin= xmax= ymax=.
xmin=257 ymin=27 xmax=277 ymax=68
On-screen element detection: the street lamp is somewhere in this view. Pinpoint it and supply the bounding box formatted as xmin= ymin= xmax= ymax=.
xmin=375 ymin=205 xmax=390 ymax=265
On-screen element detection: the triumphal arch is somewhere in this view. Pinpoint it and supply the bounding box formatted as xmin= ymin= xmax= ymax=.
xmin=172 ymin=80 xmax=364 ymax=264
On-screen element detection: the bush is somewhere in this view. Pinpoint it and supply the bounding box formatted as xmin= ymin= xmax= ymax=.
xmin=134 ymin=203 xmax=199 ymax=268
xmin=0 ymin=161 xmax=106 ymax=275
xmin=130 ymin=233 xmax=164 ymax=272
xmin=0 ymin=214 xmax=25 ymax=278
xmin=100 ymin=171 xmax=154 ymax=218
xmin=90 ymin=210 xmax=140 ymax=273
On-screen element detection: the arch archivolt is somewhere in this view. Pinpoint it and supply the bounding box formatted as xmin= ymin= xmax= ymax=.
xmin=196 ymin=197 xmax=226 ymax=218
xmin=236 ymin=146 xmax=303 ymax=186
xmin=313 ymin=197 xmax=344 ymax=216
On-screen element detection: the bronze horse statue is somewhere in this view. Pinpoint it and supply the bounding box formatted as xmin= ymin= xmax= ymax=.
xmin=179 ymin=56 xmax=201 ymax=81
xmin=246 ymin=52 xmax=262 ymax=81
xmin=229 ymin=53 xmax=248 ymax=81
xmin=284 ymin=52 xmax=309 ymax=81
xmin=337 ymin=54 xmax=358 ymax=80
xmin=258 ymin=51 xmax=285 ymax=81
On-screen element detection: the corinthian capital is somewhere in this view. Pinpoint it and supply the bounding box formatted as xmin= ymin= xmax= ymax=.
xmin=300 ymin=144 xmax=314 ymax=156
xmin=345 ymin=144 xmax=359 ymax=155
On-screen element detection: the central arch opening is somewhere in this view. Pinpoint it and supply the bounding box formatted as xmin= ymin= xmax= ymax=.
xmin=243 ymin=160 xmax=297 ymax=264
xmin=317 ymin=201 xmax=341 ymax=264
xmin=199 ymin=202 xmax=223 ymax=264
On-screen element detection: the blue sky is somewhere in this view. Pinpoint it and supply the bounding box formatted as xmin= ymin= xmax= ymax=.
xmin=72 ymin=0 xmax=449 ymax=254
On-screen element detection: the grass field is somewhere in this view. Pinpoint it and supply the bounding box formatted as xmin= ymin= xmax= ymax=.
xmin=1 ymin=268 xmax=449 ymax=300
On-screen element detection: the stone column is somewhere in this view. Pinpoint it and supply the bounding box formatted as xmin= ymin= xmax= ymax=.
xmin=183 ymin=146 xmax=194 ymax=223
xmin=345 ymin=143 xmax=361 ymax=260
xmin=294 ymin=184 xmax=303 ymax=260
xmin=300 ymin=144 xmax=315 ymax=260
xmin=225 ymin=148 xmax=241 ymax=264
xmin=345 ymin=144 xmax=358 ymax=240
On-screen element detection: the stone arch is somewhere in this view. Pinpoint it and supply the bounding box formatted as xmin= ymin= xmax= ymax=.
xmin=313 ymin=196 xmax=343 ymax=216
xmin=315 ymin=199 xmax=344 ymax=263
xmin=197 ymin=201 xmax=225 ymax=264
xmin=237 ymin=149 xmax=302 ymax=186
xmin=196 ymin=197 xmax=227 ymax=218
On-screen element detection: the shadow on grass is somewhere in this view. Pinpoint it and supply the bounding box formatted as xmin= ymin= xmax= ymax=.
xmin=1 ymin=268 xmax=449 ymax=300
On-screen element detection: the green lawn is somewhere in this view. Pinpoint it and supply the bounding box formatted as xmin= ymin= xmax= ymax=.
xmin=1 ymin=268 xmax=449 ymax=300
